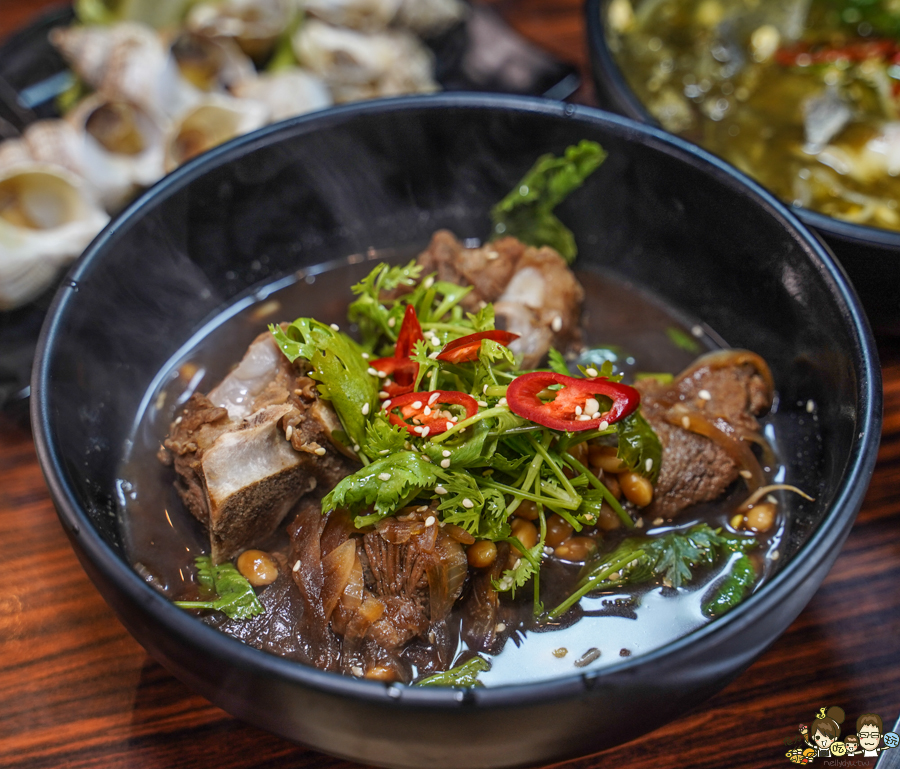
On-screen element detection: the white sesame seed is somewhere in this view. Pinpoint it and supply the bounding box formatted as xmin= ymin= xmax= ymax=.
xmin=578 ymin=414 xmax=592 ymax=421
xmin=681 ymin=416 xmax=691 ymax=429
xmin=330 ymin=323 xmax=340 ymax=331
xmin=462 ymin=498 xmax=475 ymax=509
xmin=477 ymin=400 xmax=488 ymax=407
xmin=598 ymin=420 xmax=609 ymax=430
xmin=440 ymin=459 xmax=451 ymax=468
xmin=435 ymin=485 xmax=447 ymax=495
xmin=806 ymin=399 xmax=815 ymax=413
xmin=486 ymin=250 xmax=500 ymax=261
xmin=591 ymin=412 xmax=602 ymax=420
xmin=691 ymin=325 xmax=704 ymax=337
xmin=544 ymin=546 xmax=554 ymax=556
xmin=635 ymin=517 xmax=644 ymax=528
xmin=414 ymin=426 xmax=423 ymax=434
xmin=412 ymin=401 xmax=423 ymax=409
xmin=698 ymin=389 xmax=712 ymax=401
xmin=388 ymin=317 xmax=396 ymax=328
xmin=174 ymin=416 xmax=182 ymax=425
xmin=423 ymin=406 xmax=432 ymax=416
xmin=377 ymin=370 xmax=387 ymax=378
xmin=423 ymin=276 xmax=435 ymax=289
xmin=446 ymin=421 xmax=454 ymax=430
xmin=383 ymin=399 xmax=392 ymax=410
xmin=378 ymin=472 xmax=391 ymax=481
xmin=739 ymin=469 xmax=753 ymax=479
xmin=451 ymin=415 xmax=458 ymax=422
xmin=425 ymin=516 xmax=436 ymax=527
xmin=551 ymin=315 xmax=563 ymax=332
xmin=353 ymin=444 xmax=360 ymax=452
xmin=379 ymin=449 xmax=390 ymax=455
xmin=483 ymin=384 xmax=489 ymax=394
xmin=361 ymin=402 xmax=370 ymax=416
xmin=428 ymin=392 xmax=440 ymax=405
xmin=421 ymin=426 xmax=430 ymax=437
xmin=292 ymin=560 xmax=301 ymax=572
xmin=585 ymin=398 xmax=600 ymax=415
xmin=498 ymin=397 xmax=507 ymax=406
xmin=428 ymin=352 xmax=439 ymax=359
xmin=361 ymin=352 xmax=370 ymax=359
xmin=314 ymin=447 xmax=327 ymax=456
xmin=351 ymin=665 xmax=364 ymax=677
xmin=645 ymin=458 xmax=653 ymax=472
xmin=495 ymin=622 xmax=506 ymax=632
xmin=367 ymin=367 xmax=379 ymax=376
xmin=652 ymin=517 xmax=664 ymax=526
xmin=285 ymin=425 xmax=293 ymax=441
xmin=609 ymin=572 xmax=621 ymax=581
xmin=430 ymin=336 xmax=441 ymax=346
xmin=575 ymin=405 xmax=583 ymax=415
xmin=378 ymin=391 xmax=389 ymax=399
xmin=767 ymin=494 xmax=778 ymax=504
xmin=586 ymin=367 xmax=599 ymax=377
xmin=441 ymin=450 xmax=451 ymax=457
xmin=771 ymin=551 xmax=780 ymax=561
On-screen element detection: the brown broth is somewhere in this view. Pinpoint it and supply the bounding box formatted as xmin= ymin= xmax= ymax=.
xmin=119 ymin=250 xmax=797 ymax=686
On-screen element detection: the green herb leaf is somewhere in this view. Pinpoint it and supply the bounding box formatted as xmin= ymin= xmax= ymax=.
xmin=323 ymin=451 xmax=437 ymax=525
xmin=347 ymin=261 xmax=422 ymax=350
xmin=495 ymin=542 xmax=543 ymax=597
xmin=416 ymin=656 xmax=491 ymax=687
xmin=174 ymin=556 xmax=264 ymax=620
xmin=270 ymin=318 xmax=377 ymax=449
xmin=490 ymin=140 xmax=607 ymax=263
xmin=665 ymin=326 xmax=701 ymax=354
xmin=547 ymin=348 xmax=571 ymax=376
xmin=363 ymin=417 xmax=409 ymax=459
xmin=616 ymin=410 xmax=662 ymax=482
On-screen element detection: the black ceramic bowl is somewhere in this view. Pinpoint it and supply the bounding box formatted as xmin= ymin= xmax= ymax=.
xmin=585 ymin=0 xmax=900 ymax=335
xmin=32 ymin=94 xmax=881 ymax=768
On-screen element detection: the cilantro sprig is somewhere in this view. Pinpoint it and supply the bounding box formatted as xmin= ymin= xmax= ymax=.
xmin=175 ymin=556 xmax=264 ymax=620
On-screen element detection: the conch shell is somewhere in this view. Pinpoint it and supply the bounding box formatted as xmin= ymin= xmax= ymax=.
xmin=303 ymin=0 xmax=464 ymax=35
xmin=168 ymin=31 xmax=256 ymax=93
xmin=231 ymin=68 xmax=332 ymax=122
xmin=293 ymin=20 xmax=438 ymax=103
xmin=186 ymin=0 xmax=299 ymax=62
xmin=0 ymin=164 xmax=110 ymax=309
xmin=50 ymin=22 xmax=201 ymax=121
xmin=163 ymin=95 xmax=269 ymax=172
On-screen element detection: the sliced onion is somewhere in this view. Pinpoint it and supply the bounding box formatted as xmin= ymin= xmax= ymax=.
xmin=735 ymin=484 xmax=815 ymax=514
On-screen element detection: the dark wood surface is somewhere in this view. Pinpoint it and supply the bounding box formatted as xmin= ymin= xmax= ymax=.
xmin=1 ymin=2 xmax=899 ymax=767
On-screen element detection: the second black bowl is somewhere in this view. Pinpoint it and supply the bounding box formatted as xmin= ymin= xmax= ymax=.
xmin=585 ymin=0 xmax=900 ymax=334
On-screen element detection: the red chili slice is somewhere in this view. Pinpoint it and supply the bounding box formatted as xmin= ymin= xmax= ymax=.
xmin=370 ymin=356 xmax=418 ymax=396
xmin=395 ymin=304 xmax=424 ymax=359
xmin=436 ymin=330 xmax=520 ymax=364
xmin=506 ymin=372 xmax=640 ymax=432
xmin=775 ymin=39 xmax=899 ymax=67
xmin=386 ymin=390 xmax=479 ymax=436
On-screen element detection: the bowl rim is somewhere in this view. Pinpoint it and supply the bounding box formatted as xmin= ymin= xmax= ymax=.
xmin=583 ymin=0 xmax=900 ymax=249
xmin=31 ymin=92 xmax=883 ymax=709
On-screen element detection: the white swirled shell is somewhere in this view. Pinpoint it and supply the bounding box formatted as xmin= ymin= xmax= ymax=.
xmin=303 ymin=0 xmax=464 ymax=34
xmin=293 ymin=20 xmax=438 ymax=103
xmin=0 ymin=164 xmax=110 ymax=309
xmin=231 ymin=68 xmax=332 ymax=122
xmin=50 ymin=22 xmax=201 ymax=121
xmin=163 ymin=94 xmax=270 ymax=172
xmin=186 ymin=0 xmax=299 ymax=61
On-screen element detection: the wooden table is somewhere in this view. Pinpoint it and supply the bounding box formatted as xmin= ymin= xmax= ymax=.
xmin=2 ymin=2 xmax=898 ymax=767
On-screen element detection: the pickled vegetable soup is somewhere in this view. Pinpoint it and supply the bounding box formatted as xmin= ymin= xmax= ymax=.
xmin=119 ymin=251 xmax=792 ymax=686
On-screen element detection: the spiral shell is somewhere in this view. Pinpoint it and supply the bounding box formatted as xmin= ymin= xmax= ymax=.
xmin=186 ymin=0 xmax=299 ymax=62
xmin=163 ymin=94 xmax=269 ymax=172
xmin=0 ymin=164 xmax=109 ymax=309
xmin=293 ymin=20 xmax=438 ymax=103
xmin=231 ymin=68 xmax=332 ymax=123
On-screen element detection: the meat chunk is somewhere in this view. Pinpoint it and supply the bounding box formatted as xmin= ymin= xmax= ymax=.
xmin=416 ymin=230 xmax=583 ymax=367
xmin=161 ymin=331 xmax=358 ymax=562
xmin=636 ymin=350 xmax=774 ymax=519
xmin=286 ymin=505 xmax=467 ymax=681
